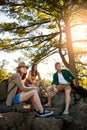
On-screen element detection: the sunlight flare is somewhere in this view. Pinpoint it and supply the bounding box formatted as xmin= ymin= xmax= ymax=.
xmin=71 ymin=24 xmax=87 ymax=51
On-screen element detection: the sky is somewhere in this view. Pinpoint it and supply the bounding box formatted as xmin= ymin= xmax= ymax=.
xmin=0 ymin=50 xmax=62 ymax=80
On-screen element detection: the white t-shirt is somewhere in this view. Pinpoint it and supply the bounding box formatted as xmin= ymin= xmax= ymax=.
xmin=58 ymin=73 xmax=68 ymax=84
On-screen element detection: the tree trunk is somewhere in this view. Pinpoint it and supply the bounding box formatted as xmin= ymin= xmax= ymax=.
xmin=64 ymin=20 xmax=78 ymax=84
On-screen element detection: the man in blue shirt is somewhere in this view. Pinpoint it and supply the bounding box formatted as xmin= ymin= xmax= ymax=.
xmin=45 ymin=62 xmax=76 ymax=115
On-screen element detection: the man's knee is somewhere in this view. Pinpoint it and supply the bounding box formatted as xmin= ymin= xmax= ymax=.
xmin=47 ymin=86 xmax=53 ymax=92
xmin=65 ymin=84 xmax=71 ymax=90
xmin=65 ymin=89 xmax=71 ymax=97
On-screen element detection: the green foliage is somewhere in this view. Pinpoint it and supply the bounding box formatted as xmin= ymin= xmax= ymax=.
xmin=79 ymin=78 xmax=87 ymax=89
xmin=1 ymin=22 xmax=18 ymax=31
xmin=0 ymin=60 xmax=12 ymax=82
xmin=0 ymin=69 xmax=11 ymax=82
xmin=42 ymin=79 xmax=52 ymax=87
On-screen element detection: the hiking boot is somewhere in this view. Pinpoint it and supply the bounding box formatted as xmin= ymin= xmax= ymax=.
xmin=33 ymin=109 xmax=54 ymax=117
xmin=63 ymin=110 xmax=69 ymax=115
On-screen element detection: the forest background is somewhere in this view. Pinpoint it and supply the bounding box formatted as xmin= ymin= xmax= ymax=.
xmin=0 ymin=0 xmax=87 ymax=88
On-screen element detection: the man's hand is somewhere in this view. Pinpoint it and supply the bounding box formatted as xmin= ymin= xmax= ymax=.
xmin=74 ymin=84 xmax=78 ymax=88
xmin=72 ymin=79 xmax=78 ymax=87
xmin=53 ymin=87 xmax=58 ymax=93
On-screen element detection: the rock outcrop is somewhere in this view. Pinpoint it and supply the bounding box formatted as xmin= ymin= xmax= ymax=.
xmin=0 ymin=91 xmax=87 ymax=130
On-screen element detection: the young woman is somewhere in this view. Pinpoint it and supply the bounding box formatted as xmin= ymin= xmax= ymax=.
xmin=6 ymin=61 xmax=53 ymax=117
xmin=24 ymin=64 xmax=47 ymax=92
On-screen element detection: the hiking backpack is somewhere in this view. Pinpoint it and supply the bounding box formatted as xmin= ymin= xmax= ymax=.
xmin=0 ymin=78 xmax=16 ymax=101
xmin=71 ymin=84 xmax=87 ymax=97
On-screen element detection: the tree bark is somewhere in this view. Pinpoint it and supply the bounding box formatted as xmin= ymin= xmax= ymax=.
xmin=64 ymin=19 xmax=78 ymax=84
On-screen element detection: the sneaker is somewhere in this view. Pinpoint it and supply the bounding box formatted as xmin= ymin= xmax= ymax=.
xmin=44 ymin=103 xmax=51 ymax=107
xmin=63 ymin=110 xmax=69 ymax=115
xmin=33 ymin=109 xmax=54 ymax=117
xmin=51 ymin=91 xmax=56 ymax=97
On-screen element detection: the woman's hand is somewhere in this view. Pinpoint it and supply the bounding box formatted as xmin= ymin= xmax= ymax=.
xmin=28 ymin=86 xmax=39 ymax=91
xmin=33 ymin=81 xmax=40 ymax=86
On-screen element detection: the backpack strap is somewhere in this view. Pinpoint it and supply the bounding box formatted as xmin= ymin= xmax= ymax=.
xmin=7 ymin=83 xmax=17 ymax=95
xmin=7 ymin=76 xmax=18 ymax=95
